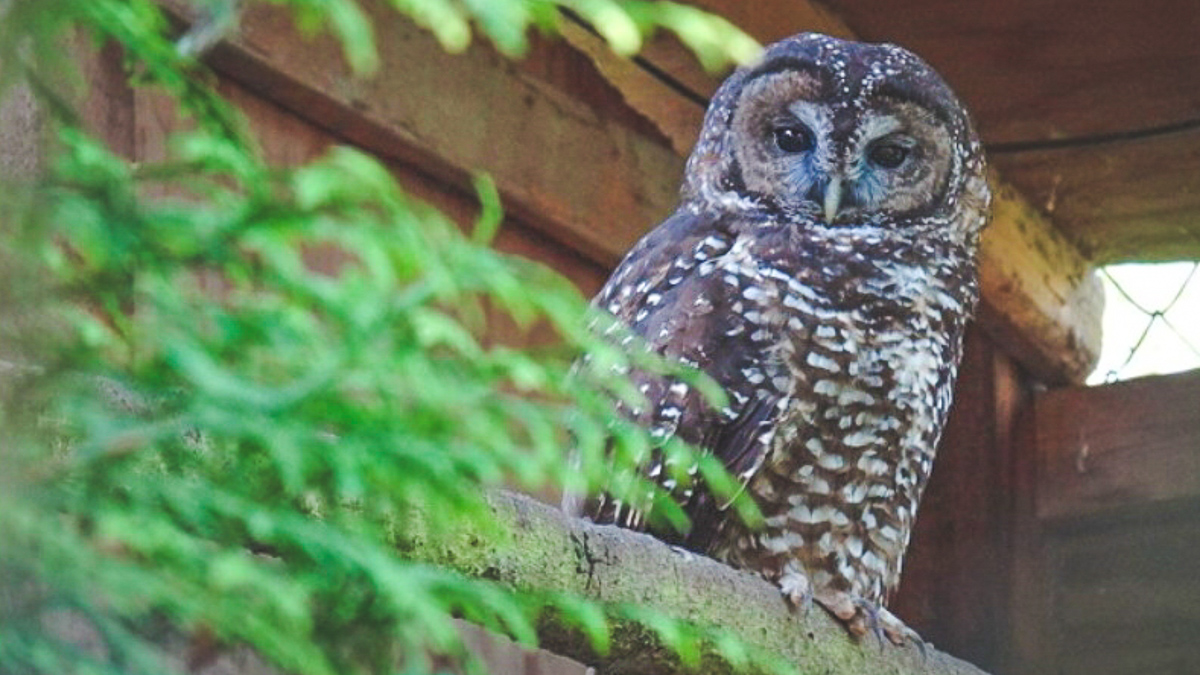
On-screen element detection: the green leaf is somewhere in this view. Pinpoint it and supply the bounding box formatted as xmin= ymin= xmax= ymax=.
xmin=460 ymin=0 xmax=530 ymax=55
xmin=567 ymin=0 xmax=642 ymax=54
xmin=324 ymin=0 xmax=380 ymax=74
xmin=547 ymin=593 xmax=611 ymax=654
xmin=388 ymin=0 xmax=472 ymax=52
xmin=470 ymin=173 xmax=504 ymax=245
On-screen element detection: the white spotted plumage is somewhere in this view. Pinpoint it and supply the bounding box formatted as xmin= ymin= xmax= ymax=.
xmin=571 ymin=32 xmax=991 ymax=644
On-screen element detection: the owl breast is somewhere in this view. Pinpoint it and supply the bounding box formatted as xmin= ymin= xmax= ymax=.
xmin=704 ymin=223 xmax=976 ymax=604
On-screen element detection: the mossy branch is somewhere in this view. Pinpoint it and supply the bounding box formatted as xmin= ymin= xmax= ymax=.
xmin=402 ymin=490 xmax=990 ymax=675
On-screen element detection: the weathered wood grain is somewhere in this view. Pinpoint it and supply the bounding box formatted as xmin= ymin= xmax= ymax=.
xmin=822 ymin=0 xmax=1200 ymax=145
xmin=1043 ymin=508 xmax=1200 ymax=675
xmin=1034 ymin=369 xmax=1200 ymax=521
xmin=974 ymin=177 xmax=1104 ymax=384
xmin=993 ymin=133 xmax=1200 ymax=263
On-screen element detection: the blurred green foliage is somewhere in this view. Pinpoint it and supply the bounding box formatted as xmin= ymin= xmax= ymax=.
xmin=0 ymin=1 xmax=771 ymax=674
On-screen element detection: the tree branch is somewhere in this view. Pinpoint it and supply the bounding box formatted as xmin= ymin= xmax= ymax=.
xmin=16 ymin=363 xmax=994 ymax=674
xmin=401 ymin=490 xmax=991 ymax=675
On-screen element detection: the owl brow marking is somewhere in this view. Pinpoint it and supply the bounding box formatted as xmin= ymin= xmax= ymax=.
xmin=745 ymin=57 xmax=825 ymax=85
xmin=853 ymin=114 xmax=904 ymax=147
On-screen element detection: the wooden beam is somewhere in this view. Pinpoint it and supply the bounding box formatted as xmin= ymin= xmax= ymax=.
xmin=993 ymin=134 xmax=1200 ymax=263
xmin=687 ymin=0 xmax=854 ymax=46
xmin=160 ymin=0 xmax=679 ymax=269
xmin=556 ymin=20 xmax=705 ymax=156
xmin=1033 ymin=369 xmax=1200 ymax=521
xmin=974 ymin=177 xmax=1104 ymax=384
xmin=157 ymin=0 xmax=1101 ymax=383
xmin=823 ymin=0 xmax=1200 ymax=147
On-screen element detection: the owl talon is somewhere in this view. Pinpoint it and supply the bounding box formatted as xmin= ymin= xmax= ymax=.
xmin=811 ymin=589 xmax=924 ymax=648
xmin=853 ymin=597 xmax=888 ymax=649
xmin=813 ymin=588 xmax=860 ymax=626
xmin=877 ymin=606 xmax=925 ymax=650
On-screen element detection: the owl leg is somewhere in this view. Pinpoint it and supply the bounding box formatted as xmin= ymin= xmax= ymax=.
xmin=777 ymin=563 xmax=813 ymax=614
xmin=811 ymin=588 xmax=924 ymax=648
xmin=875 ymin=605 xmax=926 ymax=653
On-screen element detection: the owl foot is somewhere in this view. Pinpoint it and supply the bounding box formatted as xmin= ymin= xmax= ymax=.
xmin=812 ymin=588 xmax=924 ymax=649
xmin=778 ymin=567 xmax=814 ymax=615
xmin=876 ymin=606 xmax=926 ymax=653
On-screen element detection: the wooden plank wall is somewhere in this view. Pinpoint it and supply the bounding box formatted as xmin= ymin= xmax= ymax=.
xmin=1012 ymin=370 xmax=1200 ymax=675
xmin=65 ymin=14 xmax=1049 ymax=675
xmin=1035 ymin=371 xmax=1200 ymax=521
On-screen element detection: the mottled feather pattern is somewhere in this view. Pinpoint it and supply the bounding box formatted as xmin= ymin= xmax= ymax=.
xmin=574 ymin=32 xmax=991 ymax=643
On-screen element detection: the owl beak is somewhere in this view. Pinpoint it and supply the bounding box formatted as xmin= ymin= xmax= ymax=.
xmin=823 ymin=177 xmax=844 ymax=223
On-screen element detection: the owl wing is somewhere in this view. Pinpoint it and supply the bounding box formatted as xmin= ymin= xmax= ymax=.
xmin=587 ymin=208 xmax=798 ymax=551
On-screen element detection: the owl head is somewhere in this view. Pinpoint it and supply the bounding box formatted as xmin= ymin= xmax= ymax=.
xmin=683 ymin=33 xmax=989 ymax=240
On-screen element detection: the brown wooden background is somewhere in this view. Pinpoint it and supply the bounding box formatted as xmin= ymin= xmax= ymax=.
xmin=49 ymin=2 xmax=1200 ymax=673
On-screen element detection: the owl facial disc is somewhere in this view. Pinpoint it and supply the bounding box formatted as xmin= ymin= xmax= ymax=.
xmin=683 ymin=33 xmax=988 ymax=238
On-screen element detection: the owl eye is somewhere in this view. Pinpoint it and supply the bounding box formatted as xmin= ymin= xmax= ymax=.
xmin=772 ymin=124 xmax=814 ymax=154
xmin=868 ymin=142 xmax=911 ymax=169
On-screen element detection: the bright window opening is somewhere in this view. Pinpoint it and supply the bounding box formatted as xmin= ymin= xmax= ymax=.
xmin=1088 ymin=261 xmax=1200 ymax=384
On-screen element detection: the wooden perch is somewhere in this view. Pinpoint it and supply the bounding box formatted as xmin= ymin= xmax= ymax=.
xmin=400 ymin=490 xmax=991 ymax=675
xmin=38 ymin=486 xmax=990 ymax=675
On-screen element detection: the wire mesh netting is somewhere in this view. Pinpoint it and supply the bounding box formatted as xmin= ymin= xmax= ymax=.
xmin=1087 ymin=261 xmax=1200 ymax=384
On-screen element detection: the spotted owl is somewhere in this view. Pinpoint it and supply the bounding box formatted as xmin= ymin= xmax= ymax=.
xmin=569 ymin=33 xmax=991 ymax=643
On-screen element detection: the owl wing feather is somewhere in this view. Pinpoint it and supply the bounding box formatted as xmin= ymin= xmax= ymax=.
xmin=588 ymin=207 xmax=796 ymax=552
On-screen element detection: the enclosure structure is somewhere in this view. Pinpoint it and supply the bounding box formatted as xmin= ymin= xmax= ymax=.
xmin=7 ymin=0 xmax=1198 ymax=673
